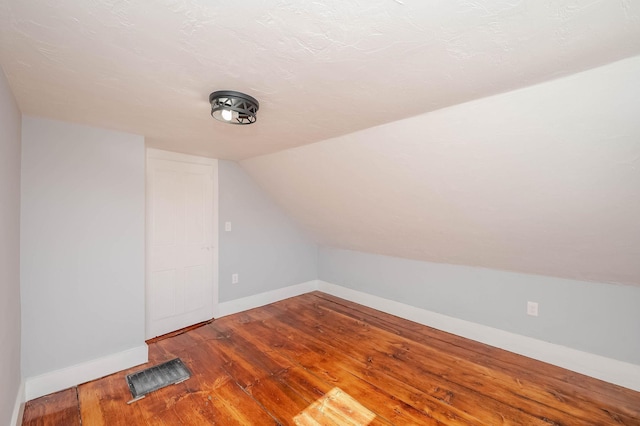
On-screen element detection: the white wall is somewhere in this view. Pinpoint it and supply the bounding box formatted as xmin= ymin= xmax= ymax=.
xmin=20 ymin=117 xmax=146 ymax=379
xmin=218 ymin=160 xmax=317 ymax=302
xmin=319 ymin=248 xmax=640 ymax=366
xmin=0 ymin=69 xmax=23 ymax=425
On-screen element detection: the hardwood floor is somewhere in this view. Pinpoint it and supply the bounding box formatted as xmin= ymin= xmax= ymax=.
xmin=21 ymin=388 xmax=81 ymax=426
xmin=23 ymin=292 xmax=640 ymax=425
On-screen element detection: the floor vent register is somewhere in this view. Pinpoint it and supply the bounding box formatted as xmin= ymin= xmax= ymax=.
xmin=126 ymin=358 xmax=191 ymax=403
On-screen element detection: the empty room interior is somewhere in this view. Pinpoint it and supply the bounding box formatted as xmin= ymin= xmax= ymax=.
xmin=1 ymin=1 xmax=640 ymax=425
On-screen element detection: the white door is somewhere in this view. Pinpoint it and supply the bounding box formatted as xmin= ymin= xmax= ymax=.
xmin=146 ymin=150 xmax=218 ymax=338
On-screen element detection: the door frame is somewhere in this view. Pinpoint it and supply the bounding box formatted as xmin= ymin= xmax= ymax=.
xmin=145 ymin=148 xmax=219 ymax=339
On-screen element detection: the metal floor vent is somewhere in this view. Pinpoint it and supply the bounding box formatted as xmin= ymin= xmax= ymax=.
xmin=126 ymin=358 xmax=191 ymax=403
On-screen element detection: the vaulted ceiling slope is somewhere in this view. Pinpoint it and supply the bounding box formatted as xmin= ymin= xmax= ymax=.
xmin=1 ymin=1 xmax=640 ymax=160
xmin=1 ymin=1 xmax=639 ymax=285
xmin=242 ymin=55 xmax=640 ymax=286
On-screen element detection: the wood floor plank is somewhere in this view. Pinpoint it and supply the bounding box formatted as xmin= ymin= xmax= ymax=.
xmin=214 ymin=311 xmax=433 ymax=425
xmin=277 ymin=366 xmax=392 ymax=425
xmin=267 ymin=299 xmax=606 ymax=425
xmin=298 ymin=296 xmax=640 ymax=425
xmin=254 ymin=302 xmax=549 ymax=425
xmin=145 ymin=335 xmax=278 ymax=425
xmin=22 ymin=388 xmax=81 ymax=426
xmin=205 ymin=321 xmax=323 ymax=425
xmin=239 ymin=306 xmax=518 ymax=425
xmin=311 ymin=291 xmax=640 ymax=412
xmin=78 ymin=365 xmax=157 ymax=425
xmin=307 ymin=292 xmax=640 ymax=422
xmin=279 ymin=294 xmax=639 ymax=424
xmin=23 ymin=292 xmax=640 ymax=425
xmin=221 ymin=310 xmax=459 ymax=425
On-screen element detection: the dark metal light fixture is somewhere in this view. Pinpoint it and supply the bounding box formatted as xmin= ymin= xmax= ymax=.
xmin=209 ymin=90 xmax=259 ymax=125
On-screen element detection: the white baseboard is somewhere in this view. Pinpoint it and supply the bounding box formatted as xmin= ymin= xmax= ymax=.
xmin=217 ymin=280 xmax=319 ymax=318
xmin=317 ymin=281 xmax=640 ymax=392
xmin=25 ymin=344 xmax=148 ymax=401
xmin=11 ymin=380 xmax=25 ymax=426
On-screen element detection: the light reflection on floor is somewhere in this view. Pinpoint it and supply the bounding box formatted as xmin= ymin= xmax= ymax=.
xmin=293 ymin=387 xmax=376 ymax=426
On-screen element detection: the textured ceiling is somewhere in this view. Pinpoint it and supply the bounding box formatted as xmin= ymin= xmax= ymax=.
xmin=1 ymin=0 xmax=639 ymax=286
xmin=1 ymin=0 xmax=640 ymax=160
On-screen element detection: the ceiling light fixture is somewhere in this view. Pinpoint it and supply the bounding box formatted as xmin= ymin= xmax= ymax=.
xmin=209 ymin=90 xmax=259 ymax=125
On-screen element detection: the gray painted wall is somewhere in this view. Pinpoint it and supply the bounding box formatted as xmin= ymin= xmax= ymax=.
xmin=0 ymin=68 xmax=22 ymax=425
xmin=20 ymin=117 xmax=146 ymax=377
xmin=319 ymin=247 xmax=640 ymax=365
xmin=219 ymin=161 xmax=317 ymax=302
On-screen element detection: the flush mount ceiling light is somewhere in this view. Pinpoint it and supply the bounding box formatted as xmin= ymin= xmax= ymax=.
xmin=209 ymin=90 xmax=259 ymax=125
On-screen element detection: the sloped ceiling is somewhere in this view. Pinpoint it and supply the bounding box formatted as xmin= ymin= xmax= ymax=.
xmin=1 ymin=1 xmax=639 ymax=285
xmin=1 ymin=1 xmax=639 ymax=160
xmin=243 ymin=56 xmax=640 ymax=286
